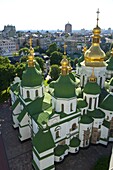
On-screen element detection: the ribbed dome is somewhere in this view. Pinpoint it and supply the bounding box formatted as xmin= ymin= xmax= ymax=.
xmin=83 ymin=81 xmax=101 ymax=95
xmin=21 ymin=67 xmax=42 ymax=87
xmin=50 ymin=75 xmax=76 ymax=98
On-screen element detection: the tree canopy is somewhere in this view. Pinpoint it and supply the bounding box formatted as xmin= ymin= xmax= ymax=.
xmin=49 ymin=64 xmax=60 ymax=81
xmin=50 ymin=51 xmax=63 ymax=65
xmin=46 ymin=43 xmax=57 ymax=56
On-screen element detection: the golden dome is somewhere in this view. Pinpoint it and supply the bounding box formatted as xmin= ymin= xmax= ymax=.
xmin=28 ymin=37 xmax=35 ymax=67
xmin=84 ymin=9 xmax=106 ymax=67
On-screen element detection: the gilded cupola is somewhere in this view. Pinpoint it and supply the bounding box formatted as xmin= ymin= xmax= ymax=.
xmin=85 ymin=9 xmax=106 ymax=67
xmin=28 ymin=37 xmax=35 ymax=67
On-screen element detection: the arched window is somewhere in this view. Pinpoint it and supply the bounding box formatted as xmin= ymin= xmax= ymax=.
xmin=94 ymin=98 xmax=97 ymax=108
xmin=35 ymin=90 xmax=38 ymax=97
xmin=56 ymin=131 xmax=60 ymax=139
xmin=107 ymin=116 xmax=109 ymax=120
xmin=61 ymin=104 xmax=64 ymax=112
xmin=83 ymin=109 xmax=85 ymax=115
xmin=100 ymin=77 xmax=102 ymax=87
xmin=72 ymin=123 xmax=77 ymax=130
xmin=70 ymin=103 xmax=73 ymax=111
xmin=89 ymin=98 xmax=92 ymax=109
xmin=27 ymin=90 xmax=30 ymax=98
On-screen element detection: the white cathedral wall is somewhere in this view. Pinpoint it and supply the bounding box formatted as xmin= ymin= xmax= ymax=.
xmin=12 ymin=114 xmax=19 ymax=128
xmin=92 ymin=117 xmax=104 ymax=129
xmin=52 ymin=97 xmax=77 ymax=114
xmin=106 ymin=70 xmax=113 ymax=79
xmin=83 ymin=93 xmax=99 ymax=111
xmin=13 ymin=102 xmax=21 ymax=115
xmin=32 ymin=119 xmax=39 ymax=134
xmin=33 ymin=151 xmax=54 ymax=170
xmin=80 ymin=64 xmax=106 ymax=88
xmin=19 ymin=125 xmax=31 ymax=141
xmin=100 ymin=125 xmax=109 ymax=140
xmin=50 ymin=116 xmax=79 ymax=144
xmin=20 ymin=113 xmax=29 ymax=126
xmin=21 ymin=86 xmax=43 ymax=100
xmin=99 ymin=108 xmax=113 ymax=121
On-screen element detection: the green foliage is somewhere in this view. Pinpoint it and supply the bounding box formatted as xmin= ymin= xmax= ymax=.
xmin=93 ymin=156 xmax=110 ymax=170
xmin=46 ymin=43 xmax=57 ymax=56
xmin=34 ymin=46 xmax=44 ymax=54
xmin=0 ymin=88 xmax=10 ymax=103
xmin=50 ymin=51 xmax=63 ymax=65
xmin=0 ymin=56 xmax=10 ymax=65
xmin=35 ymin=57 xmax=44 ymax=71
xmin=105 ymin=51 xmax=111 ymax=60
xmin=49 ymin=64 xmax=60 ymax=80
xmin=20 ymin=55 xmax=28 ymax=63
xmin=14 ymin=63 xmax=26 ymax=79
xmin=19 ymin=47 xmax=29 ymax=56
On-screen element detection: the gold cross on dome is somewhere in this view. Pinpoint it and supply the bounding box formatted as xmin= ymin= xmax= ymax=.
xmin=96 ymin=8 xmax=100 ymax=26
xmin=29 ymin=37 xmax=32 ymax=48
xmin=63 ymin=42 xmax=67 ymax=55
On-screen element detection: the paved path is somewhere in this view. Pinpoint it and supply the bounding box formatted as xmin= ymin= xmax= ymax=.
xmin=0 ymin=101 xmax=112 ymax=170
xmin=0 ymin=134 xmax=9 ymax=170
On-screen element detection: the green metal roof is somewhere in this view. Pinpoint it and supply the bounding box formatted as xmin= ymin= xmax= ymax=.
xmin=54 ymin=145 xmax=69 ymax=156
xmin=87 ymin=109 xmax=105 ymax=119
xmin=69 ymin=73 xmax=76 ymax=82
xmin=77 ymin=98 xmax=87 ymax=108
xmin=79 ymin=115 xmax=93 ymax=124
xmin=21 ymin=66 xmax=42 ymax=87
xmin=100 ymin=94 xmax=113 ymax=111
xmin=50 ymin=75 xmax=76 ymax=98
xmin=18 ymin=107 xmax=27 ymax=122
xmin=70 ymin=137 xmax=80 ymax=147
xmin=33 ymin=129 xmax=55 ymax=153
xmin=12 ymin=98 xmax=20 ymax=110
xmin=83 ymin=81 xmax=101 ymax=95
xmin=78 ymin=54 xmax=84 ymax=67
xmin=107 ymin=56 xmax=113 ymax=70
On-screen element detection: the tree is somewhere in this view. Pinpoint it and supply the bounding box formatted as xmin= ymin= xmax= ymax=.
xmin=49 ymin=64 xmax=60 ymax=81
xmin=35 ymin=57 xmax=44 ymax=71
xmin=18 ymin=47 xmax=29 ymax=56
xmin=20 ymin=55 xmax=28 ymax=63
xmin=0 ymin=56 xmax=10 ymax=65
xmin=34 ymin=46 xmax=44 ymax=54
xmin=50 ymin=51 xmax=63 ymax=65
xmin=46 ymin=43 xmax=57 ymax=56
xmin=14 ymin=63 xmax=26 ymax=79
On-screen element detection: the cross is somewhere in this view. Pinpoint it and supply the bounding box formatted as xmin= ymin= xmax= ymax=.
xmin=29 ymin=37 xmax=32 ymax=48
xmin=63 ymin=42 xmax=67 ymax=55
xmin=96 ymin=8 xmax=100 ymax=26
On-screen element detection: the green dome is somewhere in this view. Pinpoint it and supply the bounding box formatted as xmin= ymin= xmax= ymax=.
xmin=77 ymin=98 xmax=88 ymax=108
xmin=50 ymin=75 xmax=76 ymax=98
xmin=107 ymin=57 xmax=113 ymax=70
xmin=79 ymin=115 xmax=93 ymax=124
xmin=100 ymin=94 xmax=113 ymax=111
xmin=21 ymin=67 xmax=42 ymax=87
xmin=83 ymin=82 xmax=101 ymax=95
xmin=110 ymin=78 xmax=113 ymax=86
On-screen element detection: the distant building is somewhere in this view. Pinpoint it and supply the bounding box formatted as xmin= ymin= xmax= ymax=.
xmin=0 ymin=40 xmax=17 ymax=55
xmin=2 ymin=25 xmax=16 ymax=38
xmin=65 ymin=22 xmax=72 ymax=34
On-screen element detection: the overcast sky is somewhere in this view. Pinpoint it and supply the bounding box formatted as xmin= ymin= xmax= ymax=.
xmin=0 ymin=0 xmax=113 ymax=31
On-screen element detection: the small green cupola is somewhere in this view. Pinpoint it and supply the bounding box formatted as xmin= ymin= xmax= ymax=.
xmin=49 ymin=43 xmax=77 ymax=114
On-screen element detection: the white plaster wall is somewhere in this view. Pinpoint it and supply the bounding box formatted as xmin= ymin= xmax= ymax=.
xmin=32 ymin=119 xmax=39 ymax=134
xmin=99 ymin=108 xmax=113 ymax=121
xmin=83 ymin=93 xmax=99 ymax=111
xmin=19 ymin=125 xmax=31 ymax=141
xmin=21 ymin=85 xmax=43 ymax=100
xmin=40 ymin=154 xmax=54 ymax=169
xmin=100 ymin=125 xmax=109 ymax=139
xmin=12 ymin=114 xmax=19 ymax=128
xmin=80 ymin=64 xmax=106 ymax=88
xmin=20 ymin=113 xmax=29 ymax=126
xmin=13 ymin=102 xmax=21 ymax=115
xmin=52 ymin=97 xmax=77 ymax=114
xmin=106 ymin=70 xmax=113 ymax=79
xmin=92 ymin=118 xmax=104 ymax=128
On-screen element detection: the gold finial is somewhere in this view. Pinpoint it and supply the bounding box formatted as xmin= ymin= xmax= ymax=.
xmin=28 ymin=37 xmax=35 ymax=67
xmin=96 ymin=8 xmax=100 ymax=27
xmin=82 ymin=46 xmax=87 ymax=54
xmin=89 ymin=67 xmax=97 ymax=82
xmin=63 ymin=42 xmax=67 ymax=55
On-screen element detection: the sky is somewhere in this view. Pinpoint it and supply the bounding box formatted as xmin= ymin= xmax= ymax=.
xmin=0 ymin=0 xmax=113 ymax=31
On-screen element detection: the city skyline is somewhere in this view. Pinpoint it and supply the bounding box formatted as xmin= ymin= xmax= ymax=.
xmin=1 ymin=0 xmax=113 ymax=31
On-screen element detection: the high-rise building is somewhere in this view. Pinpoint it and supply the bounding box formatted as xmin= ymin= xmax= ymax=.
xmin=65 ymin=22 xmax=72 ymax=34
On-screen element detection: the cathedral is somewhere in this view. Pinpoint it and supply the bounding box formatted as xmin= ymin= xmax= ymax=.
xmin=10 ymin=11 xmax=113 ymax=170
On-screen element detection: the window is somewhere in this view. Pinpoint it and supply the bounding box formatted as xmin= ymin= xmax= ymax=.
xmin=107 ymin=116 xmax=109 ymax=120
xmin=72 ymin=123 xmax=77 ymax=130
xmin=89 ymin=98 xmax=92 ymax=109
xmin=70 ymin=103 xmax=73 ymax=112
xmin=27 ymin=90 xmax=30 ymax=98
xmin=61 ymin=104 xmax=64 ymax=112
xmin=35 ymin=90 xmax=38 ymax=97
xmin=56 ymin=131 xmax=60 ymax=139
